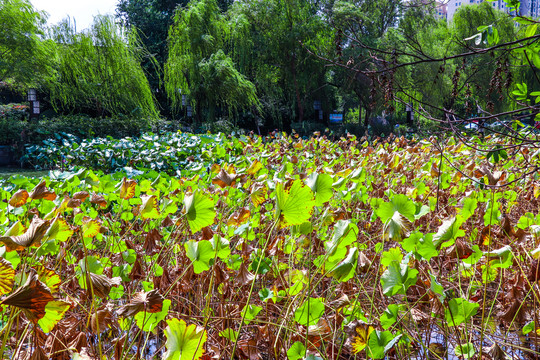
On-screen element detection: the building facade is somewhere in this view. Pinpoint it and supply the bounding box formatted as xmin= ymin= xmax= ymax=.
xmin=444 ymin=0 xmax=540 ymax=21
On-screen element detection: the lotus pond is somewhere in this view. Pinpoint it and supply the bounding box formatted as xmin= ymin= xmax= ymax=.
xmin=0 ymin=132 xmax=539 ymax=359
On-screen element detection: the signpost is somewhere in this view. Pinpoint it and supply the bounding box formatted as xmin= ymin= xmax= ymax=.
xmin=329 ymin=113 xmax=343 ymax=124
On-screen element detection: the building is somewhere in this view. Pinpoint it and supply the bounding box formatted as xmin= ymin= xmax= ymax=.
xmin=445 ymin=0 xmax=540 ymax=21
xmin=435 ymin=1 xmax=448 ymax=20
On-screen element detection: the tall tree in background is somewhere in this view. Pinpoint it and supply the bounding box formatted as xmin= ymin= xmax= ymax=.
xmin=46 ymin=16 xmax=158 ymax=117
xmin=116 ymin=0 xmax=234 ymax=115
xmin=165 ymin=0 xmax=258 ymax=124
xmin=328 ymin=0 xmax=402 ymax=126
xmin=0 ymin=0 xmax=57 ymax=89
xmin=228 ymin=0 xmax=335 ymax=131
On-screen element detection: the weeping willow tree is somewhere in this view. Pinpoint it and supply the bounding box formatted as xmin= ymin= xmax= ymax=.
xmin=0 ymin=0 xmax=57 ymax=89
xmin=46 ymin=16 xmax=158 ymax=117
xmin=165 ymin=0 xmax=258 ymax=123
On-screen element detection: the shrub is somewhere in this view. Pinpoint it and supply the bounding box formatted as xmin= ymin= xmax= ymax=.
xmin=0 ymin=103 xmax=28 ymax=121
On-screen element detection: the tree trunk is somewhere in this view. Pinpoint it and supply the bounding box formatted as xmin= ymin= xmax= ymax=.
xmin=291 ymin=57 xmax=303 ymax=124
xmin=363 ymin=107 xmax=371 ymax=128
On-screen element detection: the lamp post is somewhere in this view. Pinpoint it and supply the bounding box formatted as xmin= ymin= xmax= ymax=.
xmin=314 ymin=100 xmax=323 ymax=121
xmin=27 ymin=88 xmax=40 ymax=120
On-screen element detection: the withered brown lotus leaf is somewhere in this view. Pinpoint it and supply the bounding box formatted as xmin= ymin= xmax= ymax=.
xmin=144 ymin=228 xmax=162 ymax=254
xmin=90 ymin=307 xmax=117 ymax=334
xmin=72 ymin=191 xmax=89 ymax=201
xmin=485 ymin=343 xmax=506 ymax=360
xmin=227 ymin=208 xmax=251 ymax=226
xmin=90 ymin=194 xmax=107 ymax=208
xmin=237 ymin=339 xmax=259 ymax=360
xmin=162 ymin=215 xmax=174 ymax=227
xmin=86 ymin=273 xmax=121 ymax=298
xmin=29 ymin=181 xmax=57 ymax=201
xmin=44 ymin=330 xmax=69 ymax=360
xmin=68 ymin=332 xmax=88 ymax=354
xmin=116 ymin=289 xmax=164 ymax=317
xmin=27 ymin=345 xmax=48 ymax=360
xmin=0 ymin=217 xmax=50 ymax=252
xmin=66 ymin=198 xmax=82 ymax=209
xmin=35 ymin=266 xmax=61 ymax=294
xmin=328 ymin=294 xmax=350 ymax=310
xmin=498 ymin=299 xmax=527 ymax=325
xmin=236 ymin=263 xmax=255 ymax=287
xmin=212 ymin=169 xmax=240 ymax=188
xmin=1 ymin=272 xmax=54 ymax=322
xmin=9 ymin=189 xmax=29 ymax=208
xmin=200 ymin=226 xmax=214 ymax=240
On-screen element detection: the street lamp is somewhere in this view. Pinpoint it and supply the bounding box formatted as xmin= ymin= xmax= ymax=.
xmin=27 ymin=88 xmax=37 ymax=102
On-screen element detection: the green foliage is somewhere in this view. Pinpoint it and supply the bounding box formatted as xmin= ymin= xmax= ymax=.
xmin=46 ymin=16 xmax=158 ymax=117
xmin=0 ymin=0 xmax=56 ymax=88
xmin=228 ymin=0 xmax=335 ymax=129
xmin=164 ymin=318 xmax=207 ymax=360
xmin=294 ymin=297 xmax=325 ymax=326
xmin=380 ymin=253 xmax=418 ymax=296
xmin=445 ymin=298 xmax=479 ymax=326
xmin=165 ymin=0 xmax=258 ymax=122
xmin=23 ymin=131 xmax=240 ymax=174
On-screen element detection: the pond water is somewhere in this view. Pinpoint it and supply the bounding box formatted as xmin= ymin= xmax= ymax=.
xmin=0 ymin=167 xmax=49 ymax=179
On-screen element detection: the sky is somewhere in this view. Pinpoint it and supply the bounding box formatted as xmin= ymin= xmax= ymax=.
xmin=30 ymin=0 xmax=119 ymax=31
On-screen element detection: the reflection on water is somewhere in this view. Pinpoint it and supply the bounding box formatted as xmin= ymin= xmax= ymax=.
xmin=410 ymin=320 xmax=539 ymax=360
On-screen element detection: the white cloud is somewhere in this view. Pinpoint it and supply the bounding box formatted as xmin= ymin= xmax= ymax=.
xmin=30 ymin=0 xmax=119 ymax=31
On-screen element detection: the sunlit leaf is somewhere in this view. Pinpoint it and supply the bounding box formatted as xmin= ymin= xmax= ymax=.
xmin=445 ymin=298 xmax=479 ymax=326
xmin=119 ymin=177 xmax=137 ymax=199
xmin=44 ymin=216 xmax=73 ymax=243
xmin=140 ymin=194 xmax=160 ymax=219
xmin=9 ymin=189 xmax=28 ymax=207
xmin=163 ymin=318 xmax=207 ymax=360
xmin=184 ymin=191 xmax=215 ymax=234
xmin=275 ymin=180 xmax=315 ymax=227
xmin=250 ymin=184 xmax=267 ymax=206
xmin=433 ymin=217 xmax=465 ymax=249
xmin=367 ymin=330 xmax=401 ymax=359
xmin=0 ymin=217 xmax=50 ymax=251
xmin=247 ymin=159 xmax=263 ymax=175
xmin=38 ymin=300 xmax=71 ymax=333
xmin=135 ymin=299 xmax=171 ymax=332
xmin=287 ymin=341 xmax=307 ymax=360
xmin=82 ymin=218 xmax=101 ymax=238
xmin=185 ymin=240 xmax=215 ymax=274
xmin=454 ymin=342 xmax=476 ymax=359
xmin=328 ymin=247 xmax=358 ymax=282
xmin=36 ymin=266 xmax=61 ymax=293
xmin=0 ymin=258 xmax=14 ymax=296
xmin=29 ymin=181 xmax=57 ymax=201
xmin=351 ymin=323 xmax=374 ymax=353
xmin=306 ymin=173 xmax=333 ymax=206
xmin=294 ymin=297 xmax=324 ymax=326
xmin=380 ymin=254 xmax=418 ymax=296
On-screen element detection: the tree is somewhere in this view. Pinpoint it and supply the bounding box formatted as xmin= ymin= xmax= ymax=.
xmin=46 ymin=16 xmax=158 ymax=117
xmin=228 ymin=0 xmax=335 ymax=131
xmin=165 ymin=0 xmax=258 ymax=124
xmin=116 ymin=0 xmax=234 ymax=116
xmin=0 ymin=0 xmax=57 ymax=89
xmin=328 ymin=0 xmax=402 ymax=126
